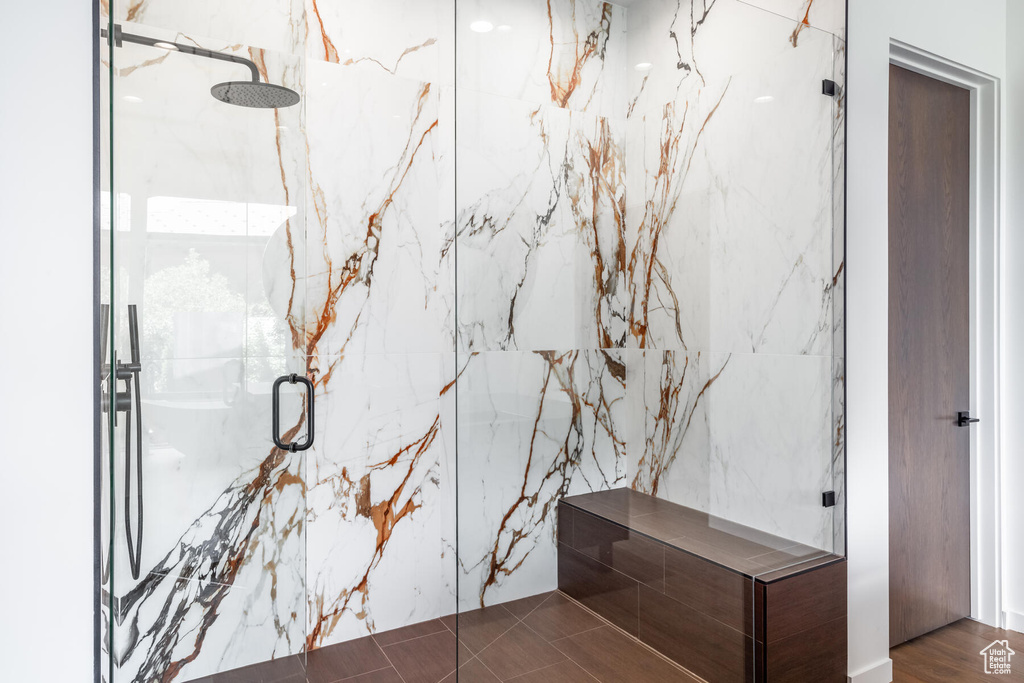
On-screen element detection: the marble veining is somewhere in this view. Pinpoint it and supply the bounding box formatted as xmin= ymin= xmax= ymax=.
xmin=830 ymin=32 xmax=846 ymax=555
xmin=302 ymin=62 xmax=443 ymax=358
xmin=457 ymin=349 xmax=628 ymax=608
xmin=456 ymin=92 xmax=627 ymax=351
xmin=458 ymin=0 xmax=628 ymax=117
xmin=100 ymin=0 xmax=845 ymax=679
xmin=623 ymin=0 xmax=842 ymax=552
xmin=112 ymin=443 xmax=307 ymax=682
xmin=305 ymin=360 xmax=452 ymax=647
xmin=307 ymin=0 xmax=452 ymax=85
xmin=630 ymin=351 xmax=725 ymax=508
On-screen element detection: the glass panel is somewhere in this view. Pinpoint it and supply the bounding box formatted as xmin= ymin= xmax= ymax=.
xmin=99 ymin=1 xmax=460 ymax=681
xmin=102 ymin=4 xmax=312 ymax=680
xmin=454 ymin=0 xmax=846 ymax=681
xmin=97 ymin=0 xmax=846 ymax=679
xmin=98 ymin=2 xmax=115 ymax=680
xmin=301 ymin=1 xmax=458 ymax=667
xmin=831 ymin=30 xmax=848 ymax=560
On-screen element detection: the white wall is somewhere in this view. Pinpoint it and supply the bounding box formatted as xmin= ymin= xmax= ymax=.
xmin=0 ymin=0 xmax=96 ymax=681
xmin=846 ymin=1 xmax=1008 ymax=680
xmin=1003 ymin=0 xmax=1024 ymax=636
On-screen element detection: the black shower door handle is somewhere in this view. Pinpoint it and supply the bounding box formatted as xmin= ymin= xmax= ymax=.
xmin=272 ymin=373 xmax=315 ymax=452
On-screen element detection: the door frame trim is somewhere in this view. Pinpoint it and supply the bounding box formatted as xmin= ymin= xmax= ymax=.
xmin=889 ymin=39 xmax=1005 ymax=628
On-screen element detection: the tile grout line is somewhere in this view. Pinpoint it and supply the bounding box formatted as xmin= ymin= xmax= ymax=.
xmin=483 ymin=593 xmax=609 ymax=683
xmin=467 ymin=604 xmax=525 ymax=660
xmin=330 ymin=663 xmax=400 ymax=683
xmin=522 ymin=619 xmax=608 ymax=683
xmin=458 ymin=593 xmax=561 ymax=682
xmin=369 ymin=635 xmax=411 ymax=683
xmin=503 ymin=591 xmax=557 ymax=623
xmin=470 ymin=654 xmax=504 ymax=682
xmin=510 ymin=596 xmax=629 ymax=683
xmin=494 ymin=618 xmax=574 ymax=680
xmin=370 ymin=621 xmax=449 ymax=648
xmin=505 ymin=657 xmax=601 ymax=683
xmin=554 ymin=591 xmax=709 ymax=682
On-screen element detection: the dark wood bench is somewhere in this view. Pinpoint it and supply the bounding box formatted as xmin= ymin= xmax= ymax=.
xmin=558 ymin=488 xmax=846 ymax=682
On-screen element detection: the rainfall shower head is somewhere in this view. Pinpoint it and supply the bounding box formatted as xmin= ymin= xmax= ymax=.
xmin=211 ymin=81 xmax=301 ymax=108
xmin=102 ymin=24 xmax=301 ymax=109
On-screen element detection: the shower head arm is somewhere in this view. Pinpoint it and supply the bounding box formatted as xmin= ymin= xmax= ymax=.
xmin=102 ymin=24 xmax=261 ymax=83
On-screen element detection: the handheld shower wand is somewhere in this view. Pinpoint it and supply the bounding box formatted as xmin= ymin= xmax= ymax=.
xmin=124 ymin=305 xmax=144 ymax=580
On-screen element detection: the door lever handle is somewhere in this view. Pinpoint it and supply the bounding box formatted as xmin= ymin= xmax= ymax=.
xmin=957 ymin=411 xmax=980 ymax=427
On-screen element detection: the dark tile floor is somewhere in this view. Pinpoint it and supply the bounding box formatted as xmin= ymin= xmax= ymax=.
xmin=190 ymin=591 xmax=700 ymax=683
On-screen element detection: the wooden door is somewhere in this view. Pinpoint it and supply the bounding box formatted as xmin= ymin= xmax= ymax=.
xmin=888 ymin=64 xmax=972 ymax=647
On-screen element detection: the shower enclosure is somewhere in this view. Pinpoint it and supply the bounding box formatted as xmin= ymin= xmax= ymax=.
xmin=97 ymin=0 xmax=846 ymax=681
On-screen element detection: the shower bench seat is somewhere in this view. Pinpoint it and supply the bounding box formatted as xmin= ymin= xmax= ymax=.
xmin=557 ymin=488 xmax=846 ymax=683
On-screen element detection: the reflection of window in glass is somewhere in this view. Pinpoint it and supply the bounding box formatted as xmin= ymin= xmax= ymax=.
xmin=139 ymin=195 xmax=298 ymax=393
xmin=147 ymin=196 xmax=295 ymax=236
xmin=145 ymin=250 xmax=246 ymax=388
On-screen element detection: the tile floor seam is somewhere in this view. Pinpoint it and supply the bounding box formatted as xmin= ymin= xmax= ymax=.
xmin=509 ymin=591 xmax=556 ymax=622
xmin=332 ymin=664 xmax=400 ymax=683
xmin=549 ymin=626 xmax=706 ymax=683
xmin=537 ymin=622 xmax=605 ymax=642
xmin=469 ymin=653 xmax=506 ymax=682
xmin=504 ymin=658 xmax=601 ymax=683
xmin=547 ymin=630 xmax=627 ymax=683
xmin=470 ymin=610 xmax=525 ymax=660
xmin=372 ymin=640 xmax=411 ymax=683
xmin=372 ymin=624 xmax=450 ymax=650
xmin=554 ymin=592 xmax=708 ymax=681
xmin=479 ymin=629 xmax=567 ymax=682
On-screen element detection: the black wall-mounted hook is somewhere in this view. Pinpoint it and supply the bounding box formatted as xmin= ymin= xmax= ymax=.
xmin=822 ymin=79 xmax=838 ymax=97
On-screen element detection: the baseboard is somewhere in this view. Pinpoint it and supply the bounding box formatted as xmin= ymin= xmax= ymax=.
xmin=1005 ymin=611 xmax=1024 ymax=634
xmin=848 ymin=658 xmax=893 ymax=683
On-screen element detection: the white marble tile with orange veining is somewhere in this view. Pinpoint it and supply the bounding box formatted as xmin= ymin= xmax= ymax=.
xmin=456 ymin=349 xmax=629 ymax=609
xmin=737 ymin=0 xmax=846 ymax=41
xmin=306 ymin=0 xmax=454 ymax=84
xmin=456 ymin=90 xmax=627 ymax=352
xmin=706 ymin=351 xmax=833 ymax=550
xmin=629 ymin=350 xmax=716 ymax=510
xmin=304 ymin=353 xmax=455 ymax=649
xmin=111 ymin=0 xmax=306 ymax=55
xmin=458 ymin=0 xmax=628 ymax=117
xmin=300 ymin=60 xmax=445 ymax=357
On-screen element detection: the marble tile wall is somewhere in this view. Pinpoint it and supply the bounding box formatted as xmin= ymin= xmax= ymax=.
xmin=103 ymin=1 xmax=461 ymax=679
xmin=623 ymin=0 xmax=846 ymax=556
xmin=299 ymin=0 xmax=458 ymax=653
xmin=100 ymin=0 xmax=845 ymax=679
xmin=453 ymin=0 xmax=633 ymax=612
xmin=102 ymin=15 xmax=310 ymax=682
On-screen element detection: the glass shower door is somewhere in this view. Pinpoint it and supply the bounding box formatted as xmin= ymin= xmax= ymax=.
xmin=99 ymin=1 xmax=460 ymax=681
xmin=102 ymin=10 xmax=310 ymax=681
